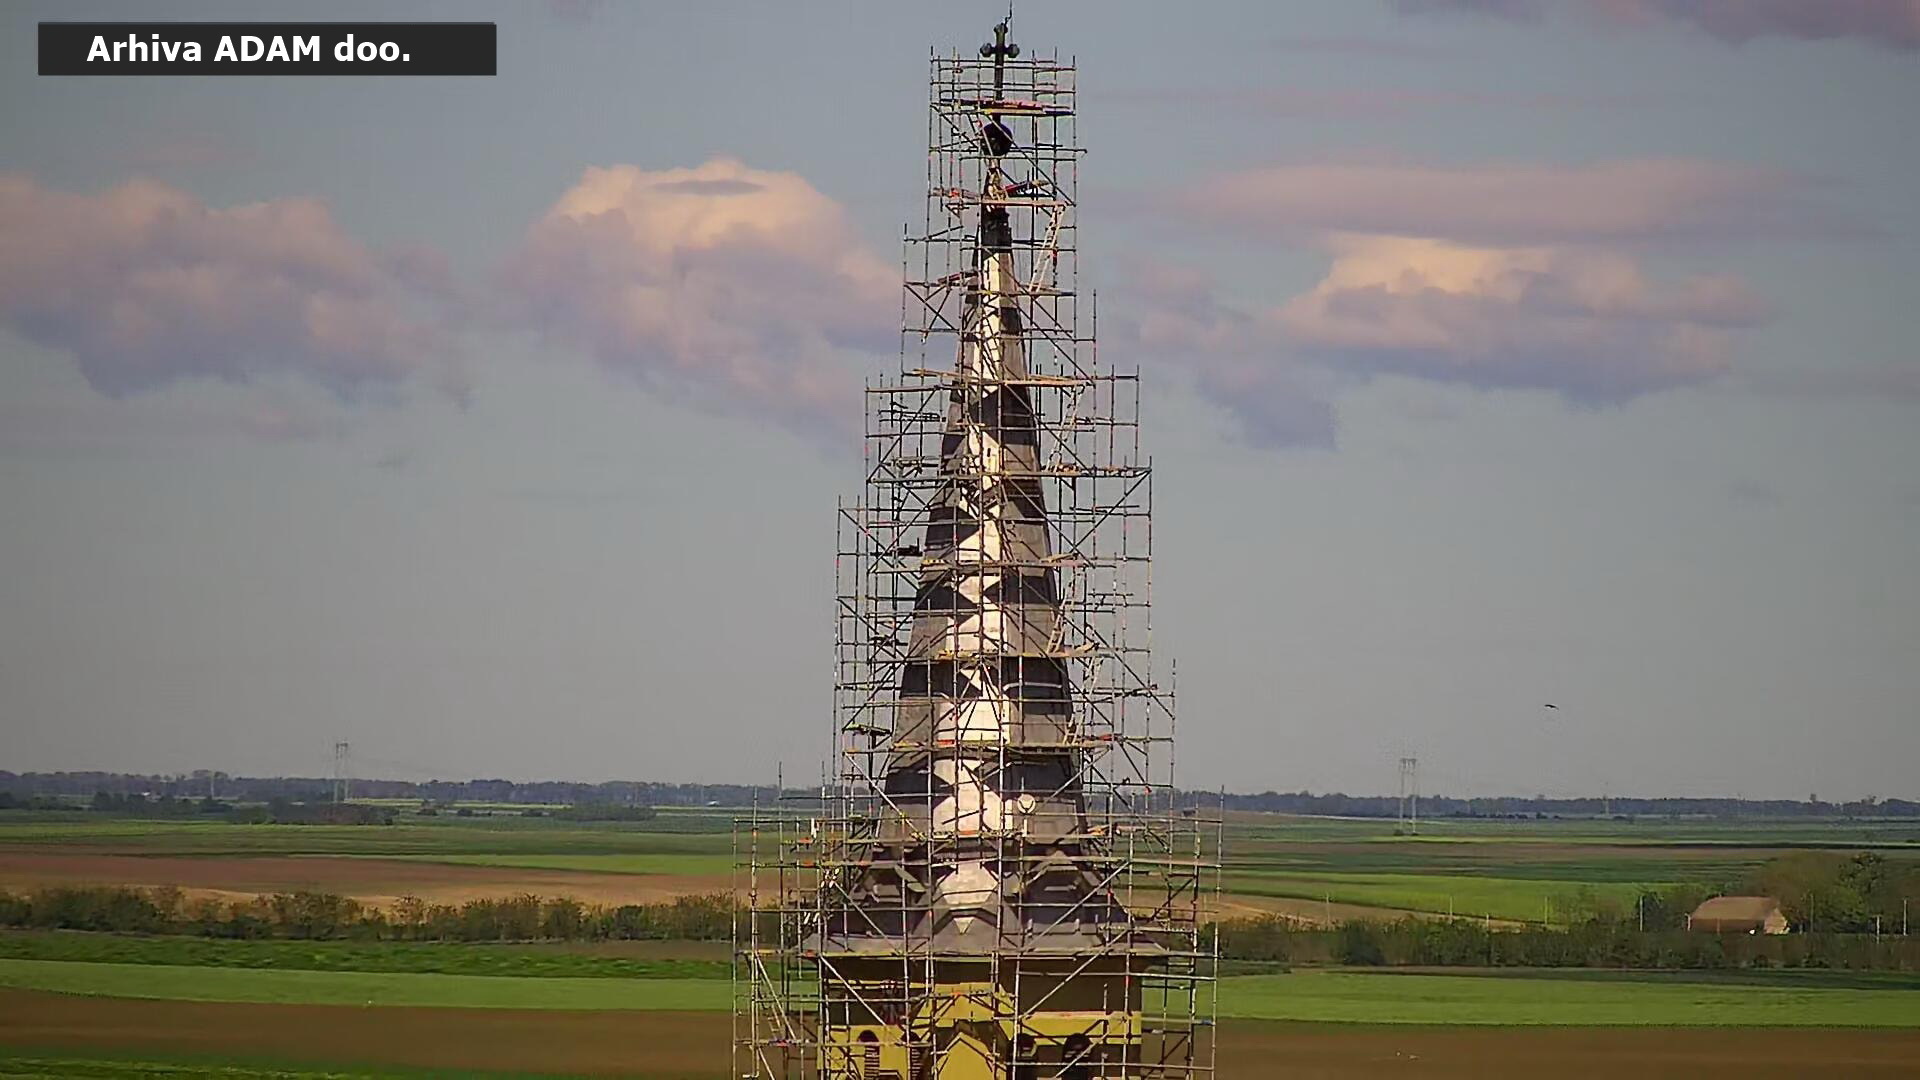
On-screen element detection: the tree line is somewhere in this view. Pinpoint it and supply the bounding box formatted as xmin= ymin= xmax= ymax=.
xmin=4 ymin=879 xmax=1915 ymax=972
xmin=0 ymin=772 xmax=766 ymax=809
xmin=0 ymin=791 xmax=398 ymax=826
xmin=1206 ymin=790 xmax=1918 ymax=819
xmin=1217 ymin=855 xmax=1920 ymax=972
xmin=1746 ymin=852 xmax=1918 ymax=933
xmin=0 ymin=885 xmax=733 ymax=942
xmin=7 ymin=771 xmax=1916 ymax=819
xmin=1404 ymin=855 xmax=1920 ymax=937
xmin=1217 ymin=914 xmax=1919 ymax=972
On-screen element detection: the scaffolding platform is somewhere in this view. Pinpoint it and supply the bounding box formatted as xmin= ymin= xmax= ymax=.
xmin=735 ymin=22 xmax=1219 ymax=1080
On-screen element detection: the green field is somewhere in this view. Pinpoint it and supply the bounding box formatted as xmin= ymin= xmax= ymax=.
xmin=1225 ymin=814 xmax=1920 ymax=848
xmin=0 ymin=932 xmax=728 ymax=980
xmin=1217 ymin=968 xmax=1920 ymax=1025
xmin=4 ymin=810 xmax=1917 ymax=1078
xmin=0 ymin=818 xmax=734 ymax=859
xmin=0 ymin=959 xmax=730 ymax=1011
xmin=1219 ymin=815 xmax=1920 ymax=921
xmin=5 ymin=809 xmax=1916 ymax=927
xmin=1223 ymin=870 xmax=1660 ymax=922
xmin=5 ymin=956 xmax=1918 ymax=1027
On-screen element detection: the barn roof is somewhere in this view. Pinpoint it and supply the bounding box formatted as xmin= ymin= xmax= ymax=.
xmin=1691 ymin=895 xmax=1783 ymax=922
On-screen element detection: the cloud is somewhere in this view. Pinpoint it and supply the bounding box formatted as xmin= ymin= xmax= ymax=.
xmin=1602 ymin=0 xmax=1920 ymax=50
xmin=1277 ymin=234 xmax=1769 ymax=400
xmin=1117 ymin=263 xmax=1338 ymax=450
xmin=1114 ymin=232 xmax=1770 ymax=444
xmin=1182 ymin=158 xmax=1823 ymax=247
xmin=504 ymin=158 xmax=895 ymax=437
xmin=1116 ymin=86 xmax=1656 ymax=121
xmin=1394 ymin=0 xmax=1920 ymax=50
xmin=1148 ymin=154 xmax=1804 ymax=445
xmin=0 ymin=175 xmax=457 ymax=402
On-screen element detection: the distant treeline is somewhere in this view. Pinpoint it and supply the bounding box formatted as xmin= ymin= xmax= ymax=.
xmin=0 ymin=791 xmax=394 ymax=826
xmin=5 ymin=772 xmax=1915 ymax=819
xmin=0 ymin=772 xmax=762 ymax=809
xmin=1205 ymin=790 xmax=1920 ymax=819
xmin=0 ymin=886 xmax=733 ymax=943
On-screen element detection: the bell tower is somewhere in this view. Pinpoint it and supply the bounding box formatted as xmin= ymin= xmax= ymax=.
xmin=736 ymin=21 xmax=1218 ymax=1080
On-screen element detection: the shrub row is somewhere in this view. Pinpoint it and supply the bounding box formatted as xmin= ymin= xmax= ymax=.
xmin=0 ymin=885 xmax=733 ymax=942
xmin=1217 ymin=914 xmax=1920 ymax=971
xmin=8 ymin=884 xmax=1911 ymax=971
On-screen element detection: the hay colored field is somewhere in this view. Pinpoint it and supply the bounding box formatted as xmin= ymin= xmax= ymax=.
xmin=385 ymin=852 xmax=732 ymax=876
xmin=0 ymin=852 xmax=724 ymax=910
xmin=0 ymin=816 xmax=737 ymax=909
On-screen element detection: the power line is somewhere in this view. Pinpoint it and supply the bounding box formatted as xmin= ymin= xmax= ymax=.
xmin=1398 ymin=756 xmax=1419 ymax=836
xmin=331 ymin=742 xmax=351 ymax=803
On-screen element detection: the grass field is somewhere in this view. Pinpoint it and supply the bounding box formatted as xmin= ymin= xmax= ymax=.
xmin=4 ymin=810 xmax=1918 ymax=1075
xmin=0 ymin=931 xmax=729 ymax=979
xmin=1221 ymin=815 xmax=1919 ymax=921
xmin=0 ymin=958 xmax=732 ymax=1011
xmin=1222 ymin=870 xmax=1660 ymax=922
xmin=5 ymin=810 xmax=1916 ymax=924
xmin=0 ymin=992 xmax=729 ymax=1079
xmin=1225 ymin=813 xmax=1920 ymax=848
xmin=0 ymin=819 xmax=733 ymax=858
xmin=5 ymin=955 xmax=1917 ymax=1027
xmin=1217 ymin=968 xmax=1920 ymax=1026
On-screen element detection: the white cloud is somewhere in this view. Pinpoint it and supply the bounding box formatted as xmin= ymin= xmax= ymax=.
xmin=1117 ymin=262 xmax=1338 ymax=449
xmin=1279 ymin=234 xmax=1769 ymax=400
xmin=0 ymin=175 xmax=457 ymax=401
xmin=1118 ymin=234 xmax=1771 ymax=445
xmin=505 ymin=159 xmax=895 ymax=437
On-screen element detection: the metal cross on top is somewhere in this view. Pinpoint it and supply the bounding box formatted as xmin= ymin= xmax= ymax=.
xmin=979 ymin=19 xmax=1019 ymax=94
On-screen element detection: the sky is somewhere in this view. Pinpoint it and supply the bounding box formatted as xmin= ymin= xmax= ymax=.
xmin=1 ymin=0 xmax=1915 ymax=800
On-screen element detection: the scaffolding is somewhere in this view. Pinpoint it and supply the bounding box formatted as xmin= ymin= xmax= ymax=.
xmin=736 ymin=22 xmax=1219 ymax=1080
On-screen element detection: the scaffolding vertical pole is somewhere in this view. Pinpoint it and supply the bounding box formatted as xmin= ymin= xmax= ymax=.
xmin=737 ymin=21 xmax=1216 ymax=1079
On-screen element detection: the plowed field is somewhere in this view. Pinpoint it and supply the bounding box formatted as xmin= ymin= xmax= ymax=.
xmin=6 ymin=990 xmax=1919 ymax=1078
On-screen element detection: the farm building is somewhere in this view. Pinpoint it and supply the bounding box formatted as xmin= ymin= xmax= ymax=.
xmin=1689 ymin=896 xmax=1790 ymax=934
